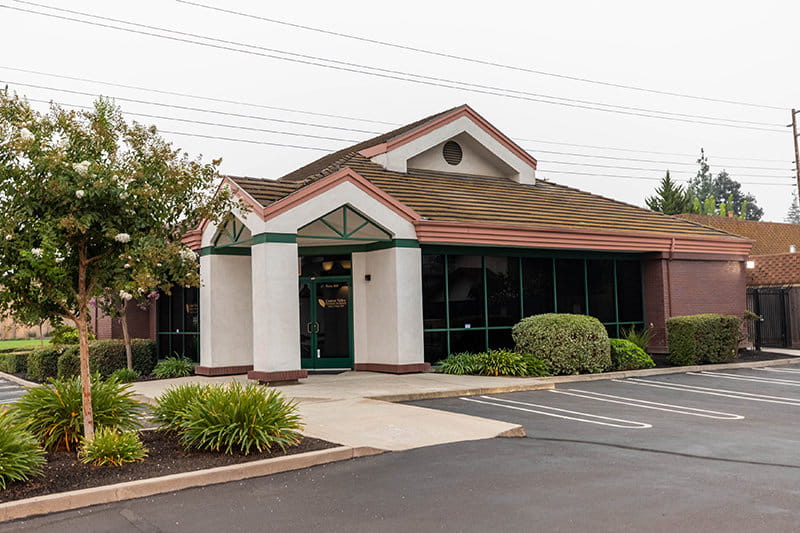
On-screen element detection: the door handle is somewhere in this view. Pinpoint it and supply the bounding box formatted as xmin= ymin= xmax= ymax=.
xmin=306 ymin=322 xmax=320 ymax=334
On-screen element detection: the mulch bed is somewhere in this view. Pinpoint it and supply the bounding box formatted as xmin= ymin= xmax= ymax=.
xmin=650 ymin=349 xmax=795 ymax=368
xmin=0 ymin=431 xmax=339 ymax=503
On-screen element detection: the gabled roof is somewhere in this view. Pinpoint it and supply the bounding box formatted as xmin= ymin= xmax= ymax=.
xmin=677 ymin=214 xmax=800 ymax=255
xmin=746 ymin=253 xmax=800 ymax=286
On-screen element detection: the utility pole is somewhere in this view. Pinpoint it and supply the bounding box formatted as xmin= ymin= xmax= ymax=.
xmin=792 ymin=109 xmax=800 ymax=192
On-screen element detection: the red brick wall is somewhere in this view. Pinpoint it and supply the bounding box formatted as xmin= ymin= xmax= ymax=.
xmin=644 ymin=256 xmax=746 ymax=353
xmin=92 ymin=302 xmax=156 ymax=341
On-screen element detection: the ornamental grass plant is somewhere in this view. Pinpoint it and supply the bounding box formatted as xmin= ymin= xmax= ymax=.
xmin=151 ymin=382 xmax=211 ymax=432
xmin=78 ymin=427 xmax=147 ymax=467
xmin=13 ymin=374 xmax=145 ymax=451
xmin=0 ymin=409 xmax=45 ymax=489
xmin=153 ymin=356 xmax=194 ymax=379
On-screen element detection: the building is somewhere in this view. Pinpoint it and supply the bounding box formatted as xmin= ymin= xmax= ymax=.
xmin=678 ymin=214 xmax=800 ymax=348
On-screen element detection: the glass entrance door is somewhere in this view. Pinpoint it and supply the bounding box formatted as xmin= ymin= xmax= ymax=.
xmin=299 ymin=276 xmax=353 ymax=369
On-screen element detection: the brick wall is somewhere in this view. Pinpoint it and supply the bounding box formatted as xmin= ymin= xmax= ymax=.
xmin=93 ymin=302 xmax=155 ymax=341
xmin=644 ymin=256 xmax=746 ymax=353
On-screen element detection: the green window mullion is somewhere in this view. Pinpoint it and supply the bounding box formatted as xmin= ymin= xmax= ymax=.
xmin=518 ymin=256 xmax=524 ymax=319
xmin=552 ymin=258 xmax=558 ymax=313
xmin=444 ymin=254 xmax=451 ymax=356
xmin=482 ymin=256 xmax=489 ymax=351
xmin=613 ymin=260 xmax=620 ymax=338
xmin=583 ymin=259 xmax=589 ymax=315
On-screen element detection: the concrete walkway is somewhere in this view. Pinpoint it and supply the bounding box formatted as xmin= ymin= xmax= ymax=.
xmin=132 ymin=372 xmax=548 ymax=451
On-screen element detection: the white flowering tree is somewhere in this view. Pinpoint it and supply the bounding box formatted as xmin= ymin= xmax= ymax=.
xmin=0 ymin=92 xmax=238 ymax=440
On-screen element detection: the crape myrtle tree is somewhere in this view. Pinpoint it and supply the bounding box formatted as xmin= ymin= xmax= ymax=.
xmin=0 ymin=92 xmax=238 ymax=440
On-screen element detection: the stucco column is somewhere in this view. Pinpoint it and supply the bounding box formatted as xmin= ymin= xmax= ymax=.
xmin=197 ymin=253 xmax=254 ymax=375
xmin=353 ymin=246 xmax=428 ymax=373
xmin=248 ymin=240 xmax=307 ymax=382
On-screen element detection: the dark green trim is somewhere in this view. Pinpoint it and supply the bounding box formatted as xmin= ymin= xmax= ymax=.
xmin=421 ymin=244 xmax=642 ymax=260
xmin=298 ymin=205 xmax=393 ymax=242
xmin=200 ymin=246 xmax=252 ymax=256
xmin=252 ymin=232 xmax=297 ymax=244
xmin=298 ymin=239 xmax=419 ymax=256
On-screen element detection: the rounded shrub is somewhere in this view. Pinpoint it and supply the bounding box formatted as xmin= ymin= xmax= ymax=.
xmin=609 ymin=339 xmax=655 ymax=371
xmin=0 ymin=409 xmax=45 ymax=489
xmin=171 ymin=382 xmax=303 ymax=455
xmin=26 ymin=346 xmax=64 ymax=381
xmin=13 ymin=374 xmax=145 ymax=451
xmin=667 ymin=314 xmax=742 ymax=366
xmin=55 ymin=340 xmax=157 ymax=379
xmin=512 ymin=313 xmax=612 ymax=375
xmin=153 ymin=356 xmax=194 ymax=379
xmin=78 ymin=427 xmax=147 ymax=467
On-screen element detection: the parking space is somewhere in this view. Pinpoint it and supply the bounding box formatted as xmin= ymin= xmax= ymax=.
xmin=0 ymin=376 xmax=26 ymax=406
xmin=408 ymin=365 xmax=800 ymax=467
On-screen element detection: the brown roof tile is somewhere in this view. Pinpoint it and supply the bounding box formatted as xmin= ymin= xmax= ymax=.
xmin=677 ymin=214 xmax=800 ymax=255
xmin=746 ymin=253 xmax=800 ymax=286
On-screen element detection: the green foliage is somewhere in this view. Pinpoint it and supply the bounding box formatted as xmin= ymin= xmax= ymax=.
xmin=686 ymin=150 xmax=762 ymax=220
xmin=645 ymin=171 xmax=691 ymax=215
xmin=50 ymin=325 xmax=93 ymax=345
xmin=12 ymin=375 xmax=145 ymax=451
xmin=0 ymin=350 xmax=31 ymax=374
xmin=609 ymin=339 xmax=655 ymax=371
xmin=0 ymin=409 xmax=45 ymax=490
xmin=153 ymin=356 xmax=194 ymax=379
xmin=666 ymin=314 xmax=742 ymax=366
xmin=786 ymin=191 xmax=800 ymax=224
xmin=621 ymin=326 xmax=652 ymax=351
xmin=78 ymin=427 xmax=147 ymax=467
xmin=151 ymin=383 xmax=210 ymax=433
xmin=512 ymin=314 xmax=612 ymax=375
xmin=436 ymin=350 xmax=551 ymax=377
xmin=26 ymin=346 xmax=64 ymax=381
xmin=110 ymin=367 xmax=139 ymax=383
xmin=154 ymin=382 xmax=303 ymax=455
xmin=56 ymin=340 xmax=156 ymax=379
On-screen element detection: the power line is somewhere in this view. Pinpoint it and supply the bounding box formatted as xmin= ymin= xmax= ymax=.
xmin=1 ymin=2 xmax=787 ymax=132
xmin=158 ymin=130 xmax=329 ymax=151
xmin=538 ymin=160 xmax=794 ymax=179
xmin=537 ymin=169 xmax=794 ymax=186
xmin=0 ymin=65 xmax=399 ymax=127
xmin=175 ymin=0 xmax=788 ymax=112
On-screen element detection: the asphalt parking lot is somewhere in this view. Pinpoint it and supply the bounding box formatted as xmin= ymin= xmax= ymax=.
xmin=0 ymin=376 xmax=26 ymax=406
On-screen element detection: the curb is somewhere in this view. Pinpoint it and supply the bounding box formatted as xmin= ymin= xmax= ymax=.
xmin=0 ymin=445 xmax=384 ymax=523
xmin=0 ymin=371 xmax=38 ymax=389
xmin=367 ymin=382 xmax=555 ymax=402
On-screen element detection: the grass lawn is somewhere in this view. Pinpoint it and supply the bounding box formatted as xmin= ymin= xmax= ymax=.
xmin=0 ymin=338 xmax=47 ymax=350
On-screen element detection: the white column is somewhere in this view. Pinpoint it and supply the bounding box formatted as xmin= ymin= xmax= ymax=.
xmin=249 ymin=240 xmax=304 ymax=380
xmin=353 ymin=246 xmax=425 ymax=370
xmin=198 ymin=253 xmax=253 ymax=372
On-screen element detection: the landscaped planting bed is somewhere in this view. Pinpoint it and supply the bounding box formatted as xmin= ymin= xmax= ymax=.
xmin=0 ymin=431 xmax=337 ymax=503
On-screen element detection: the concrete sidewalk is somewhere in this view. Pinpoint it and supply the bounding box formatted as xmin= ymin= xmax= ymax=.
xmin=132 ymin=371 xmax=547 ymax=451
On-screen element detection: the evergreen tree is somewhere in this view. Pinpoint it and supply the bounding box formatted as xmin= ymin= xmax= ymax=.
xmin=686 ymin=149 xmax=763 ymax=220
xmin=645 ymin=171 xmax=691 ymax=214
xmin=786 ymin=191 xmax=800 ymax=224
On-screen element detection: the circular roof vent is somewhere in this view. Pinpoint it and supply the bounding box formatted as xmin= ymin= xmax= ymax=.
xmin=442 ymin=140 xmax=463 ymax=166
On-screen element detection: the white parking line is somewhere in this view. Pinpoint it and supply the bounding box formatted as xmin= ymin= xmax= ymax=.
xmin=690 ymin=371 xmax=800 ymax=386
xmin=460 ymin=395 xmax=652 ymax=429
xmin=549 ymin=389 xmax=743 ymax=420
xmin=614 ymin=378 xmax=800 ymax=406
xmin=755 ymin=367 xmax=800 ymax=375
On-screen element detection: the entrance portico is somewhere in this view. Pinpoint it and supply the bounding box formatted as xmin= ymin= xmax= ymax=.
xmin=196 ymin=168 xmax=427 ymax=381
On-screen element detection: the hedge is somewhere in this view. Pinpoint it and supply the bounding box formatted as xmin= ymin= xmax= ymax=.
xmin=0 ymin=351 xmax=32 ymax=374
xmin=512 ymin=313 xmax=611 ymax=375
xmin=666 ymin=314 xmax=742 ymax=366
xmin=609 ymin=339 xmax=655 ymax=371
xmin=27 ymin=347 xmax=64 ymax=381
xmin=56 ymin=340 xmax=157 ymax=379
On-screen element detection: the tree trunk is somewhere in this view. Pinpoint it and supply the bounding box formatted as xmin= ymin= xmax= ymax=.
xmin=77 ymin=247 xmax=94 ymax=441
xmin=121 ymin=305 xmax=133 ymax=371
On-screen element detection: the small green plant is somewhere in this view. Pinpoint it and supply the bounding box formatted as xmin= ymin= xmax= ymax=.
xmin=0 ymin=409 xmax=45 ymax=489
xmin=473 ymin=350 xmax=528 ymax=377
xmin=521 ymin=354 xmax=552 ymax=376
xmin=151 ymin=383 xmax=211 ymax=432
xmin=13 ymin=374 xmax=145 ymax=451
xmin=437 ymin=352 xmax=480 ymax=375
xmin=78 ymin=427 xmax=148 ymax=467
xmin=110 ymin=367 xmax=140 ymax=383
xmin=610 ymin=339 xmax=656 ymax=371
xmin=621 ymin=326 xmax=652 ymax=352
xmin=50 ymin=325 xmax=94 ymax=345
xmin=173 ymin=382 xmax=303 ymax=455
xmin=153 ymin=357 xmax=194 ymax=379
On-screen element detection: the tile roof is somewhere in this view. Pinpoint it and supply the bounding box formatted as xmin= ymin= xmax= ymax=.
xmin=677 ymin=214 xmax=800 ymax=255
xmin=746 ymin=253 xmax=800 ymax=286
xmin=229 ymin=152 xmax=740 ymax=239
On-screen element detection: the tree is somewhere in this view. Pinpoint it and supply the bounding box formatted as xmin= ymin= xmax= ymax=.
xmin=645 ymin=171 xmax=692 ymax=214
xmin=686 ymin=149 xmax=763 ymax=220
xmin=0 ymin=92 xmax=237 ymax=439
xmin=786 ymin=191 xmax=800 ymax=224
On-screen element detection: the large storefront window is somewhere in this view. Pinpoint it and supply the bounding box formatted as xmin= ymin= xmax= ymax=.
xmin=422 ymin=249 xmax=645 ymax=363
xmin=157 ymin=287 xmax=200 ymax=362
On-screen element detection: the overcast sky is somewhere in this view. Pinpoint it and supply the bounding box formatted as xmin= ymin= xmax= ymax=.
xmin=2 ymin=0 xmax=798 ymax=221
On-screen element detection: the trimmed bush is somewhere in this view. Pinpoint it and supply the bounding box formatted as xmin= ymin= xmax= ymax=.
xmin=110 ymin=368 xmax=139 ymax=383
xmin=151 ymin=383 xmax=212 ymax=433
xmin=610 ymin=339 xmax=655 ymax=371
xmin=55 ymin=340 xmax=157 ymax=379
xmin=153 ymin=356 xmax=194 ymax=379
xmin=26 ymin=346 xmax=63 ymax=381
xmin=78 ymin=427 xmax=147 ymax=467
xmin=13 ymin=374 xmax=145 ymax=451
xmin=667 ymin=314 xmax=742 ymax=366
xmin=154 ymin=382 xmax=303 ymax=454
xmin=0 ymin=351 xmax=32 ymax=374
xmin=0 ymin=409 xmax=46 ymax=489
xmin=512 ymin=314 xmax=612 ymax=375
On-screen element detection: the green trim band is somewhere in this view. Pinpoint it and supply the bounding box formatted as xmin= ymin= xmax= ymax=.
xmin=200 ymin=246 xmax=252 ymax=257
xmin=252 ymin=232 xmax=297 ymax=244
xmin=298 ymin=239 xmax=419 ymax=255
